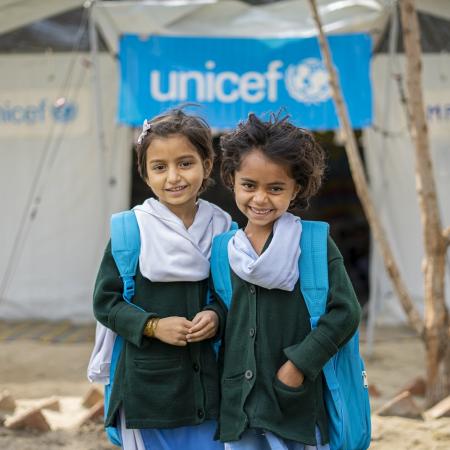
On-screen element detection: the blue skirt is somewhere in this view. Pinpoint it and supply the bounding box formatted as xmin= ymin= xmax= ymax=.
xmin=140 ymin=421 xmax=223 ymax=450
xmin=224 ymin=427 xmax=330 ymax=450
xmin=118 ymin=409 xmax=223 ymax=450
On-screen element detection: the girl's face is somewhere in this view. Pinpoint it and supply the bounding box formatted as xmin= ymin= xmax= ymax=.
xmin=234 ymin=149 xmax=300 ymax=231
xmin=145 ymin=134 xmax=212 ymax=215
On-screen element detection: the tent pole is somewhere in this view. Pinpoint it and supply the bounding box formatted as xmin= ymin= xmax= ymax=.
xmin=89 ymin=0 xmax=109 ymax=227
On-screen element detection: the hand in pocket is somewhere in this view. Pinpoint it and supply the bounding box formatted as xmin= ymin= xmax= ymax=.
xmin=276 ymin=360 xmax=305 ymax=388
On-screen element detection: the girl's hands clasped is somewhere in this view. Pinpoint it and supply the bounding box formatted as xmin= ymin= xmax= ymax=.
xmin=153 ymin=316 xmax=192 ymax=346
xmin=186 ymin=310 xmax=219 ymax=343
xmin=147 ymin=311 xmax=219 ymax=346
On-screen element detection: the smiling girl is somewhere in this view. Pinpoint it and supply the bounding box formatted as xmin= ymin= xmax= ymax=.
xmin=214 ymin=113 xmax=361 ymax=450
xmin=91 ymin=109 xmax=231 ymax=450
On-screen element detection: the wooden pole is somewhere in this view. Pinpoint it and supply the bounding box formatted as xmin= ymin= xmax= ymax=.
xmin=306 ymin=0 xmax=423 ymax=335
xmin=399 ymin=0 xmax=449 ymax=405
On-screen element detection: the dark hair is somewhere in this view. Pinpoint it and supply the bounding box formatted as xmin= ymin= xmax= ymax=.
xmin=220 ymin=113 xmax=325 ymax=209
xmin=135 ymin=107 xmax=215 ymax=192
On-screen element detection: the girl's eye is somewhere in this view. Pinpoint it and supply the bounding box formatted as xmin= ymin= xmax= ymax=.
xmin=270 ymin=187 xmax=283 ymax=193
xmin=152 ymin=164 xmax=166 ymax=171
xmin=179 ymin=160 xmax=194 ymax=168
xmin=242 ymin=183 xmax=255 ymax=190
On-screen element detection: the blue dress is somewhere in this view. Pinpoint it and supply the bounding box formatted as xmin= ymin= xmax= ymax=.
xmin=224 ymin=427 xmax=330 ymax=450
xmin=140 ymin=421 xmax=223 ymax=450
xmin=119 ymin=408 xmax=223 ymax=450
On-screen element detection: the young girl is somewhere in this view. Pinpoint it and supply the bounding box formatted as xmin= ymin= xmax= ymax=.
xmin=214 ymin=114 xmax=361 ymax=450
xmin=90 ymin=109 xmax=230 ymax=450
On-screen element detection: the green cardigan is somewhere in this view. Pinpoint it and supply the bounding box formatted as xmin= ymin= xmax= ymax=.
xmin=214 ymin=236 xmax=361 ymax=445
xmin=93 ymin=241 xmax=221 ymax=429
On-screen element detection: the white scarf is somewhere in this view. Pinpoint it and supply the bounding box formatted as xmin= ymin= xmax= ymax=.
xmin=87 ymin=199 xmax=231 ymax=384
xmin=134 ymin=198 xmax=231 ymax=282
xmin=228 ymin=212 xmax=301 ymax=291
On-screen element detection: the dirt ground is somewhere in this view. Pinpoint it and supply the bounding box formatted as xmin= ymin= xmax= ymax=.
xmin=1 ymin=325 xmax=449 ymax=449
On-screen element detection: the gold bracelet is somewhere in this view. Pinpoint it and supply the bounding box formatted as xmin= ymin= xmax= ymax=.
xmin=151 ymin=318 xmax=160 ymax=337
xmin=144 ymin=318 xmax=155 ymax=337
xmin=144 ymin=318 xmax=160 ymax=338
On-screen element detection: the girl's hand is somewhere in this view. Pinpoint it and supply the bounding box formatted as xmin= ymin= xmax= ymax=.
xmin=186 ymin=311 xmax=219 ymax=343
xmin=276 ymin=360 xmax=305 ymax=388
xmin=153 ymin=316 xmax=192 ymax=346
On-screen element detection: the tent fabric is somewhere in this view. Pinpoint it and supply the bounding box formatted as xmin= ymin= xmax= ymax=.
xmin=0 ymin=0 xmax=84 ymax=36
xmin=0 ymin=7 xmax=108 ymax=53
xmin=362 ymin=54 xmax=450 ymax=325
xmin=0 ymin=53 xmax=131 ymax=321
xmin=93 ymin=0 xmax=390 ymax=54
xmin=376 ymin=11 xmax=450 ymax=53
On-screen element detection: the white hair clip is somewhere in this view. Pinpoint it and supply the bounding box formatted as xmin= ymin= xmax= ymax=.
xmin=137 ymin=119 xmax=152 ymax=144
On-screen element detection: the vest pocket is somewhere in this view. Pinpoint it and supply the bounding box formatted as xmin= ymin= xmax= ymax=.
xmin=273 ymin=376 xmax=308 ymax=393
xmin=272 ymin=376 xmax=313 ymax=414
xmin=220 ymin=373 xmax=245 ymax=427
xmin=126 ymin=357 xmax=194 ymax=422
xmin=134 ymin=356 xmax=182 ymax=372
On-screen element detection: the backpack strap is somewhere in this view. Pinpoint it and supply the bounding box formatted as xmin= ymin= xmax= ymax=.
xmin=210 ymin=229 xmax=238 ymax=309
xmin=299 ymin=220 xmax=329 ymax=329
xmin=110 ymin=210 xmax=144 ymax=309
xmin=229 ymin=221 xmax=239 ymax=232
xmin=207 ymin=221 xmax=239 ymax=306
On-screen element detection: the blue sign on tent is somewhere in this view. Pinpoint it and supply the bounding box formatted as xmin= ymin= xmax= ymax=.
xmin=118 ymin=34 xmax=372 ymax=130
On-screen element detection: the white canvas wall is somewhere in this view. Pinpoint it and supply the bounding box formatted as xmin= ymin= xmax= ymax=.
xmin=0 ymin=52 xmax=132 ymax=322
xmin=363 ymin=53 xmax=450 ymax=324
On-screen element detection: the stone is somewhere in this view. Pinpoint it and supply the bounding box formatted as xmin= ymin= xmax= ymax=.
xmin=423 ymin=395 xmax=450 ymax=420
xmin=0 ymin=391 xmax=16 ymax=412
xmin=82 ymin=386 xmax=104 ymax=408
xmin=397 ymin=376 xmax=426 ymax=397
xmin=5 ymin=408 xmax=51 ymax=431
xmin=76 ymin=400 xmax=104 ymax=428
xmin=35 ymin=396 xmax=60 ymax=411
xmin=375 ymin=391 xmax=423 ymax=419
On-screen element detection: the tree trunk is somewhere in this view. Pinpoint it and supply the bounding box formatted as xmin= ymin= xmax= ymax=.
xmin=399 ymin=0 xmax=450 ymax=406
xmin=309 ymin=0 xmax=450 ymax=405
xmin=306 ymin=0 xmax=423 ymax=335
xmin=424 ymin=251 xmax=450 ymax=404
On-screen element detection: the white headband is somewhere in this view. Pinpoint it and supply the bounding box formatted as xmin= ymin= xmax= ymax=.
xmin=137 ymin=119 xmax=152 ymax=144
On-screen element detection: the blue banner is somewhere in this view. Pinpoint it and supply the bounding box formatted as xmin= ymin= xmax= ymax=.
xmin=118 ymin=34 xmax=372 ymax=130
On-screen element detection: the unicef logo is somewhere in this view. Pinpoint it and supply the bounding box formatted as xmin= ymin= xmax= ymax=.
xmin=51 ymin=101 xmax=77 ymax=123
xmin=284 ymin=58 xmax=331 ymax=104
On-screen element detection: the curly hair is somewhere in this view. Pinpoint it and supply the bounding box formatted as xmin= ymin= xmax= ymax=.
xmin=135 ymin=107 xmax=215 ymax=193
xmin=220 ymin=113 xmax=325 ymax=209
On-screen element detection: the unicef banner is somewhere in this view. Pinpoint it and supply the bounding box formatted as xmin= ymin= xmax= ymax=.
xmin=0 ymin=89 xmax=88 ymax=137
xmin=118 ymin=34 xmax=372 ymax=130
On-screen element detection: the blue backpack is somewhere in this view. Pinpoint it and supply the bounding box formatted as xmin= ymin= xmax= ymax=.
xmin=210 ymin=220 xmax=371 ymax=450
xmin=104 ymin=210 xmax=143 ymax=446
xmin=106 ymin=210 xmax=238 ymax=446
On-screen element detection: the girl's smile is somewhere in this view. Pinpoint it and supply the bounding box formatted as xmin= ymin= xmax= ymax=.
xmin=234 ymin=149 xmax=300 ymax=234
xmin=248 ymin=206 xmax=274 ymax=215
xmin=145 ymin=134 xmax=212 ymax=222
xmin=165 ymin=185 xmax=188 ymax=193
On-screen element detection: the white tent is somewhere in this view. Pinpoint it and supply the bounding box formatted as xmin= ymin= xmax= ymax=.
xmin=0 ymin=1 xmax=132 ymax=321
xmin=0 ymin=0 xmax=449 ymax=323
xmin=364 ymin=55 xmax=450 ymax=326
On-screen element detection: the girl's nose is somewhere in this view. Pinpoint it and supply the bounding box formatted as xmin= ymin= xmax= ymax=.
xmin=253 ymin=190 xmax=268 ymax=204
xmin=167 ymin=166 xmax=181 ymax=183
